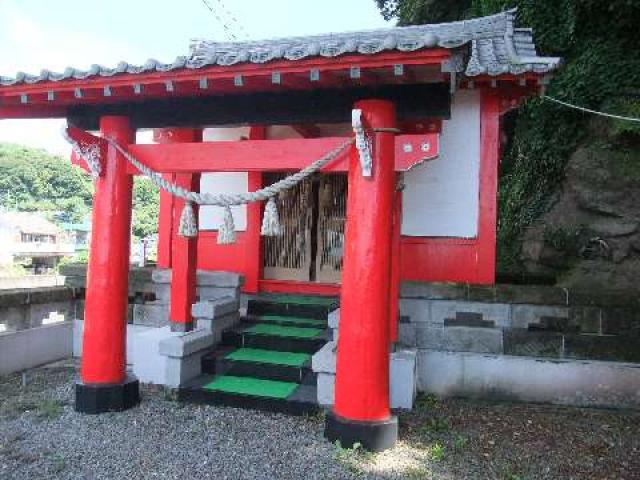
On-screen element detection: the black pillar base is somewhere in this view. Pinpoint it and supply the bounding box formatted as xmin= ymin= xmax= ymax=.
xmin=324 ymin=411 xmax=398 ymax=452
xmin=75 ymin=375 xmax=140 ymax=414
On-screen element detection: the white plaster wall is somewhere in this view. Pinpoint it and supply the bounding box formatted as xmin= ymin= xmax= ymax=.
xmin=200 ymin=127 xmax=252 ymax=231
xmin=402 ymin=90 xmax=481 ymax=237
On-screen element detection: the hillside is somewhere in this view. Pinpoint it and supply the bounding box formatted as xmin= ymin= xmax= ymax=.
xmin=0 ymin=143 xmax=159 ymax=239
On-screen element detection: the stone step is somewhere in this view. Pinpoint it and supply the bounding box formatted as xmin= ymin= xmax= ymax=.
xmin=178 ymin=374 xmax=319 ymax=416
xmin=201 ymin=347 xmax=313 ymax=383
xmin=222 ymin=324 xmax=328 ymax=354
xmin=247 ymin=296 xmax=337 ymax=320
xmin=244 ymin=314 xmax=327 ymax=328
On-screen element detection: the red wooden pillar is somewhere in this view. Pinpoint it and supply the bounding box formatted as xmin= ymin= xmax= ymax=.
xmin=477 ymin=89 xmax=500 ymax=283
xmin=389 ymin=185 xmax=403 ymax=343
xmin=164 ymin=128 xmax=203 ymax=332
xmin=245 ymin=126 xmax=266 ymax=293
xmin=325 ymin=100 xmax=398 ymax=452
xmin=76 ymin=116 xmax=140 ymax=413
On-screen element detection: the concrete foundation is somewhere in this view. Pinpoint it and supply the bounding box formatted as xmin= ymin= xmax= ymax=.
xmin=312 ymin=340 xmax=418 ymax=410
xmin=419 ymin=350 xmax=640 ymax=409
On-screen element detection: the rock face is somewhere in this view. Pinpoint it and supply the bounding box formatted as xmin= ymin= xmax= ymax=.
xmin=519 ymin=142 xmax=640 ymax=291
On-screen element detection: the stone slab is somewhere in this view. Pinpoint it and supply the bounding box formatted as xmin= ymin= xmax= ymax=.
xmin=314 ymin=349 xmax=418 ymax=409
xmin=328 ymin=308 xmax=340 ymax=329
xmin=312 ymin=341 xmax=337 ymax=374
xmin=511 ymin=304 xmax=569 ymax=329
xmin=198 ymin=286 xmax=240 ymax=301
xmin=196 ymin=311 xmax=240 ymax=344
xmin=415 ymin=325 xmax=503 ymax=354
xmin=132 ymin=303 xmax=169 ymax=327
xmin=151 ymin=269 xmax=244 ymax=288
xmin=191 ymin=296 xmax=239 ymax=319
xmin=400 ymin=298 xmax=431 ymax=323
xmin=159 ymin=328 xmax=214 ymax=357
xmin=390 ymin=349 xmax=417 ymax=409
xmin=430 ymin=300 xmax=511 ymax=327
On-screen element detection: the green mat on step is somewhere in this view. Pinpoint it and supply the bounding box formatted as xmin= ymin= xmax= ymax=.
xmin=257 ymin=314 xmax=326 ymax=327
xmin=244 ymin=323 xmax=323 ymax=339
xmin=225 ymin=348 xmax=310 ymax=367
xmin=259 ymin=295 xmax=337 ymax=307
xmin=203 ymin=375 xmax=298 ymax=399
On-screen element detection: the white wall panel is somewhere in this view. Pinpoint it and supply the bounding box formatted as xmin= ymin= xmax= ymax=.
xmin=200 ymin=127 xmax=251 ymax=231
xmin=401 ymin=90 xmax=481 ymax=237
xmin=199 ymin=173 xmax=248 ymax=231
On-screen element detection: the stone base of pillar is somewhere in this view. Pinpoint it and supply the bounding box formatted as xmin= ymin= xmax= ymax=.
xmin=324 ymin=411 xmax=398 ymax=452
xmin=75 ymin=375 xmax=140 ymax=414
xmin=170 ymin=322 xmax=194 ymax=333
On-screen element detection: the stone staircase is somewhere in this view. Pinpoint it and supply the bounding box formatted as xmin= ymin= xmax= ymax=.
xmin=179 ymin=295 xmax=337 ymax=415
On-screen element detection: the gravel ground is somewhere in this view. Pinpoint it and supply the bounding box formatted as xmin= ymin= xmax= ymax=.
xmin=1 ymin=365 xmax=638 ymax=480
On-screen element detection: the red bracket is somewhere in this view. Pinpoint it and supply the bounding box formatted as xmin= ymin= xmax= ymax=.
xmin=394 ymin=133 xmax=439 ymax=171
xmin=66 ymin=126 xmax=107 ymax=176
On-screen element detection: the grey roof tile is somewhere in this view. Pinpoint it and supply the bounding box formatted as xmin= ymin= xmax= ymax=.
xmin=0 ymin=9 xmax=560 ymax=87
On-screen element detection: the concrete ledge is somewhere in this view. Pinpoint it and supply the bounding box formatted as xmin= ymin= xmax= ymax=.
xmin=152 ymin=269 xmax=243 ymax=287
xmin=191 ymin=297 xmax=239 ymax=319
xmin=328 ymin=309 xmax=340 ymax=329
xmin=419 ymin=350 xmax=640 ymax=409
xmin=313 ymin=345 xmax=417 ymax=410
xmin=159 ymin=328 xmax=213 ymax=357
xmin=0 ymin=322 xmax=73 ymax=375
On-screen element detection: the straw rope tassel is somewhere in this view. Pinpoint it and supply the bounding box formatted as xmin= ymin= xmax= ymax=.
xmin=217 ymin=205 xmax=236 ymax=244
xmin=261 ymin=196 xmax=282 ymax=236
xmin=178 ymin=201 xmax=198 ymax=238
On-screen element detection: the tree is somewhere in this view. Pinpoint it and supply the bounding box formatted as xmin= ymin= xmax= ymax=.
xmin=0 ymin=143 xmax=160 ymax=238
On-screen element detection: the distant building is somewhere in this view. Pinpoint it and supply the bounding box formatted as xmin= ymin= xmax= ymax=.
xmin=0 ymin=212 xmax=74 ymax=273
xmin=60 ymin=220 xmax=92 ymax=252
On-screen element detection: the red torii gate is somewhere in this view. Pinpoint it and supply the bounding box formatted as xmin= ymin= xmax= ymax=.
xmin=66 ymin=105 xmax=436 ymax=448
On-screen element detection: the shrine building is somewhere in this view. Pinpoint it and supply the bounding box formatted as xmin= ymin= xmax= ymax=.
xmin=0 ymin=10 xmax=560 ymax=451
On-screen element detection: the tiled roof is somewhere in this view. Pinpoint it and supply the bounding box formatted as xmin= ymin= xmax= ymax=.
xmin=0 ymin=212 xmax=61 ymax=235
xmin=0 ymin=9 xmax=560 ymax=87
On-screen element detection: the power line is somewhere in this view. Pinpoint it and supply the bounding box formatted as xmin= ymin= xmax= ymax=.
xmin=543 ymin=95 xmax=640 ymax=123
xmin=213 ymin=0 xmax=250 ymax=39
xmin=200 ymin=0 xmax=238 ymax=41
xmin=199 ymin=0 xmax=250 ymax=41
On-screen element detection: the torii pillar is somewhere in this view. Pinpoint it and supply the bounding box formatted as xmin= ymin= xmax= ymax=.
xmin=75 ymin=116 xmax=140 ymax=413
xmin=325 ymin=100 xmax=399 ymax=451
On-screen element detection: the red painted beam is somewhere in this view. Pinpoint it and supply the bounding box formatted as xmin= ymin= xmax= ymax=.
xmin=125 ymin=135 xmax=439 ymax=174
xmin=127 ymin=138 xmax=351 ymax=173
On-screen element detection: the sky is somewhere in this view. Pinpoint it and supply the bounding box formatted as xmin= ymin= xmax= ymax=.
xmin=0 ymin=0 xmax=391 ymax=155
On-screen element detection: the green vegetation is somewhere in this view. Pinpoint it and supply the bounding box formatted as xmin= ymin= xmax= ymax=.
xmin=376 ymin=0 xmax=640 ymax=275
xmin=0 ymin=143 xmax=159 ymax=239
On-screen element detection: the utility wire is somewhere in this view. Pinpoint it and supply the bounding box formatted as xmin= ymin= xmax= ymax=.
xmin=200 ymin=0 xmax=238 ymax=41
xmin=543 ymin=95 xmax=640 ymax=123
xmin=212 ymin=0 xmax=250 ymax=40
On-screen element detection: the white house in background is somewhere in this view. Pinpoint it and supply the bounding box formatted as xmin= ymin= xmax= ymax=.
xmin=0 ymin=211 xmax=74 ymax=273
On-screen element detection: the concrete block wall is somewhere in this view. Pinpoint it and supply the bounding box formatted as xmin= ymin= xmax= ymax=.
xmin=399 ymin=282 xmax=640 ymax=409
xmin=399 ymin=282 xmax=640 ymax=363
xmin=0 ymin=287 xmax=77 ymax=332
xmin=0 ymin=322 xmax=73 ymax=375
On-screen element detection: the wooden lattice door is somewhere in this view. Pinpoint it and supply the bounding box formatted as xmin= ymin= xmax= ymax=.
xmin=262 ymin=172 xmax=347 ymax=283
xmin=315 ymin=174 xmax=347 ymax=283
xmin=262 ymin=173 xmax=313 ymax=281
